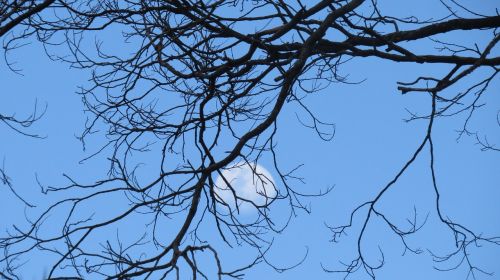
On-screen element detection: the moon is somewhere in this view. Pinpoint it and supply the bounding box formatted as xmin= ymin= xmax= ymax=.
xmin=214 ymin=162 xmax=277 ymax=213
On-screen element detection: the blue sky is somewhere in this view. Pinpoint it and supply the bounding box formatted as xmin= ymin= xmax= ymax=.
xmin=1 ymin=1 xmax=499 ymax=279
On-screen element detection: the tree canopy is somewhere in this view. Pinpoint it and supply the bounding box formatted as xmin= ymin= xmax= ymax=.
xmin=1 ymin=0 xmax=499 ymax=279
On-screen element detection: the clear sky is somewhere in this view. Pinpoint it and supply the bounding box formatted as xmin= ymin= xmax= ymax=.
xmin=1 ymin=1 xmax=499 ymax=279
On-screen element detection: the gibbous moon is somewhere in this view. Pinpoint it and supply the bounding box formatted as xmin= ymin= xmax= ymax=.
xmin=214 ymin=162 xmax=277 ymax=213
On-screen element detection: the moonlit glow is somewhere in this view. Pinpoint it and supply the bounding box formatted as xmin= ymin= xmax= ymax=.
xmin=214 ymin=162 xmax=277 ymax=213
